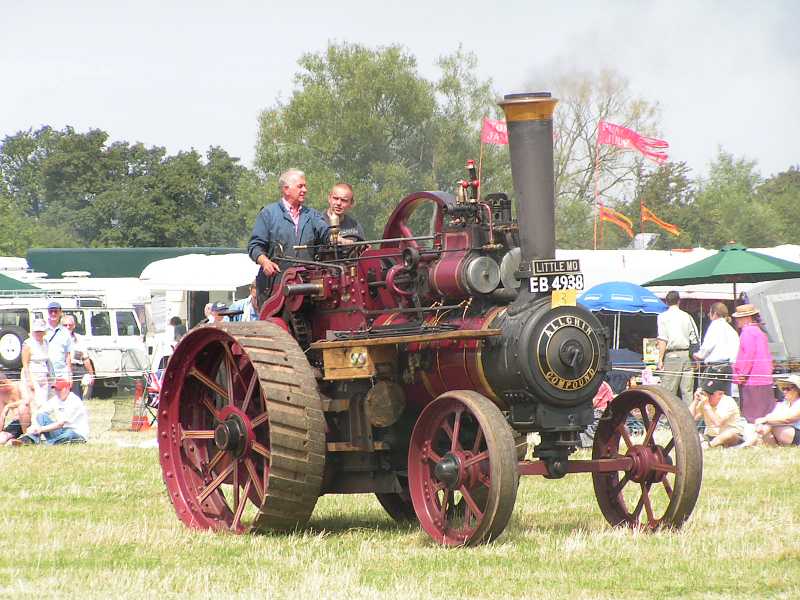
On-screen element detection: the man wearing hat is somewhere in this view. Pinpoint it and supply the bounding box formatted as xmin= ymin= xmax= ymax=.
xmin=12 ymin=378 xmax=88 ymax=445
xmin=22 ymin=318 xmax=51 ymax=413
xmin=689 ymin=377 xmax=747 ymax=448
xmin=209 ymin=302 xmax=228 ymax=323
xmin=731 ymin=303 xmax=775 ymax=422
xmin=44 ymin=301 xmax=74 ymax=382
xmin=750 ymin=374 xmax=800 ymax=446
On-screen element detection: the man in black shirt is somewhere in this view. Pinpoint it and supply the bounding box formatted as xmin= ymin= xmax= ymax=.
xmin=323 ymin=183 xmax=365 ymax=244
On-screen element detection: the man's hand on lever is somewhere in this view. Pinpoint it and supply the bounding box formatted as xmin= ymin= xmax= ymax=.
xmin=257 ymin=254 xmax=281 ymax=276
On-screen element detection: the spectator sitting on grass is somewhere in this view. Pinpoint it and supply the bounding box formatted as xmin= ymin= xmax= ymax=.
xmin=0 ymin=370 xmax=32 ymax=446
xmin=12 ymin=379 xmax=89 ymax=445
xmin=689 ymin=377 xmax=747 ymax=449
xmin=749 ymin=374 xmax=800 ymax=447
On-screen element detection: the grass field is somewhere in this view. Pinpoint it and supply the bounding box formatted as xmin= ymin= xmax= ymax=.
xmin=1 ymin=398 xmax=798 ymax=599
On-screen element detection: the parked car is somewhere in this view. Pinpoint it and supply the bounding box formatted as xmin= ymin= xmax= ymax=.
xmin=0 ymin=296 xmax=148 ymax=396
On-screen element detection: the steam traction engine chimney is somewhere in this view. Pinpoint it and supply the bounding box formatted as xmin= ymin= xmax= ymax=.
xmin=482 ymin=90 xmax=609 ymax=464
xmin=498 ymin=92 xmax=558 ymax=298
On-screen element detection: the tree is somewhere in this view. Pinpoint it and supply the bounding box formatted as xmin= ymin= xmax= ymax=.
xmin=1 ymin=126 xmax=261 ymax=251
xmin=555 ymin=196 xmax=593 ymax=248
xmin=85 ymin=147 xmax=254 ymax=247
xmin=540 ymin=69 xmax=665 ymax=247
xmin=692 ymin=149 xmax=778 ymax=248
xmin=0 ymin=126 xmax=63 ymax=218
xmin=757 ymin=166 xmax=800 ymax=244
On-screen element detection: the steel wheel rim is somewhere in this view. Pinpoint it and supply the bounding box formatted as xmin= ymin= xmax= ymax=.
xmin=408 ymin=391 xmax=517 ymax=546
xmin=592 ymin=386 xmax=702 ymax=530
xmin=159 ymin=327 xmax=270 ymax=532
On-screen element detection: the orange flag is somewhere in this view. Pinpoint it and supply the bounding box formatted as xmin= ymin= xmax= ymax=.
xmin=641 ymin=204 xmax=680 ymax=236
xmin=599 ymin=205 xmax=634 ymax=238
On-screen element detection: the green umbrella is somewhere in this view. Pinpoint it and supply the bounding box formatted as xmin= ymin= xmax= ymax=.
xmin=0 ymin=273 xmax=39 ymax=291
xmin=644 ymin=243 xmax=800 ymax=298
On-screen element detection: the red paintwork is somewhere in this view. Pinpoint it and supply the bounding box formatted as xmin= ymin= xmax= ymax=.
xmin=518 ymin=458 xmax=633 ymax=476
xmin=158 ymin=326 xmax=268 ymax=533
xmin=258 ymin=267 xmax=306 ymax=319
xmin=381 ymin=192 xmax=447 ymax=247
xmin=429 ymin=232 xmax=469 ymax=298
xmin=407 ymin=393 xmax=496 ymax=546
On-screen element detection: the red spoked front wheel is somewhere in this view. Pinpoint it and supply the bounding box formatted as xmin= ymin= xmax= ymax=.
xmin=158 ymin=322 xmax=325 ymax=533
xmin=408 ymin=390 xmax=518 ymax=546
xmin=592 ymin=385 xmax=702 ymax=530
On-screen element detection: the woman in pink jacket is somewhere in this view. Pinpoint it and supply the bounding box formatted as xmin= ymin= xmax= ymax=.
xmin=732 ymin=304 xmax=775 ymax=422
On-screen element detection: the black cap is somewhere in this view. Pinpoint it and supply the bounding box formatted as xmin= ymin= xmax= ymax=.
xmin=703 ymin=378 xmax=725 ymax=394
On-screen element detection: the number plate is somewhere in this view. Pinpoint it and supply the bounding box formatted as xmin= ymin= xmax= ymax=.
xmin=529 ymin=259 xmax=584 ymax=293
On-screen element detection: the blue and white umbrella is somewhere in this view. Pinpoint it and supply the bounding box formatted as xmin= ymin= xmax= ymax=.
xmin=578 ymin=281 xmax=667 ymax=314
xmin=578 ymin=281 xmax=667 ymax=349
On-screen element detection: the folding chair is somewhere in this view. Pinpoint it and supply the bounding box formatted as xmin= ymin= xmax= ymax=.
xmin=144 ymin=368 xmax=163 ymax=426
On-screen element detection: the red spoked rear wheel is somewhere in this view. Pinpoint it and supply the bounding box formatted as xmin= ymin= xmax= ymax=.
xmin=592 ymin=385 xmax=702 ymax=530
xmin=408 ymin=390 xmax=518 ymax=546
xmin=158 ymin=322 xmax=325 ymax=533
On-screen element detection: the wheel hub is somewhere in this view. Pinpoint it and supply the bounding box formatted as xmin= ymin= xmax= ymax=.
xmin=626 ymin=444 xmax=670 ymax=483
xmin=214 ymin=415 xmax=247 ymax=457
xmin=433 ymin=453 xmax=461 ymax=488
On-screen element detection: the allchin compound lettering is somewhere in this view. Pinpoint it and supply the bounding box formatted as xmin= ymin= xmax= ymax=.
xmin=537 ymin=316 xmax=599 ymax=391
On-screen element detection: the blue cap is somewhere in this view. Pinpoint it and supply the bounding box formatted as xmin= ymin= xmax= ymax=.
xmin=47 ymin=301 xmax=62 ymax=310
xmin=210 ymin=302 xmax=228 ymax=312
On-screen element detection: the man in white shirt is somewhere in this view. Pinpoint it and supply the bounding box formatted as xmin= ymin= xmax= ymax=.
xmin=13 ymin=379 xmax=89 ymax=445
xmin=656 ymin=290 xmax=700 ymax=403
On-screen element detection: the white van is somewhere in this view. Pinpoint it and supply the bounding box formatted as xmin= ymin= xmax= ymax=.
xmin=0 ymin=296 xmax=148 ymax=396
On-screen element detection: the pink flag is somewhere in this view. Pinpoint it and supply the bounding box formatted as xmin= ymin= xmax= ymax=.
xmin=480 ymin=117 xmax=508 ymax=145
xmin=597 ymin=120 xmax=669 ymax=164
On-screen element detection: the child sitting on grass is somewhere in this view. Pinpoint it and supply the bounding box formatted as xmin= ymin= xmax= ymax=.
xmin=12 ymin=378 xmax=89 ymax=445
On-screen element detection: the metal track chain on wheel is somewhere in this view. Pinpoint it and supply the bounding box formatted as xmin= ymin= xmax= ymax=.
xmin=158 ymin=321 xmax=325 ymax=533
xmin=592 ymin=385 xmax=702 ymax=530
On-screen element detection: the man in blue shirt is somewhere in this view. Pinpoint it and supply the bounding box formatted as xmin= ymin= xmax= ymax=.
xmin=229 ymin=282 xmax=259 ymax=322
xmin=248 ymin=169 xmax=330 ymax=305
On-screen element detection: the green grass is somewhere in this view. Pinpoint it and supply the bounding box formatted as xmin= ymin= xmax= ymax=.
xmin=1 ymin=398 xmax=799 ymax=599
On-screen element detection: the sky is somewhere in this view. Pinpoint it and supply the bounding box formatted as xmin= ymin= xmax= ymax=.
xmin=3 ymin=1 xmax=798 ymax=178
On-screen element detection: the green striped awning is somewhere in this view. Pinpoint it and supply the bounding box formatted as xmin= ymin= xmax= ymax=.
xmin=0 ymin=273 xmax=40 ymax=291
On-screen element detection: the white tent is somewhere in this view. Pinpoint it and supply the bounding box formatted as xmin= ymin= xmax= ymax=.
xmin=747 ymin=278 xmax=800 ymax=360
xmin=557 ymin=245 xmax=800 ymax=301
xmin=139 ymin=253 xmax=257 ymax=292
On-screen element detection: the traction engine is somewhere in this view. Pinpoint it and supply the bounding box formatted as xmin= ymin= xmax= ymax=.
xmin=158 ymin=92 xmax=702 ymax=545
